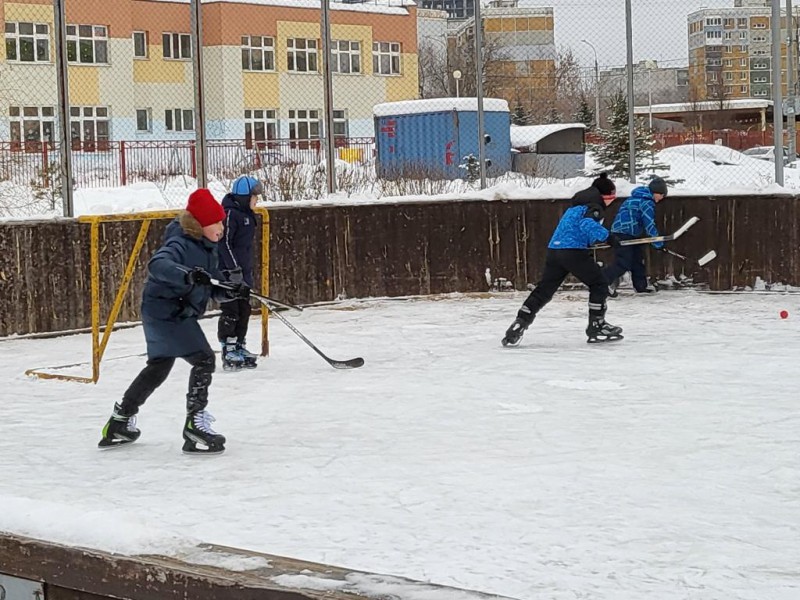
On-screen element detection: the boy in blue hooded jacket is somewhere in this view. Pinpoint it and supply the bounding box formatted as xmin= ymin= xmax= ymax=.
xmin=503 ymin=173 xmax=624 ymax=346
xmin=603 ymin=176 xmax=668 ymax=295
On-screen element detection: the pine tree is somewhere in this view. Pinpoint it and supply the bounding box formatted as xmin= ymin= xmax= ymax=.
xmin=574 ymin=97 xmax=595 ymax=130
xmin=589 ymin=91 xmax=670 ymax=179
xmin=511 ymin=103 xmax=530 ymax=126
xmin=545 ymin=107 xmax=562 ymax=124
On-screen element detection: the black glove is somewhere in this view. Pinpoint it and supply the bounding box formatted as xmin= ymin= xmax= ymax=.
xmin=229 ymin=282 xmax=250 ymax=300
xmin=606 ymin=233 xmax=622 ymax=248
xmin=185 ymin=267 xmax=212 ymax=286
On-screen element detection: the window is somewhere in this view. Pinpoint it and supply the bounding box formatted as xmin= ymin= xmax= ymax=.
xmin=333 ymin=109 xmax=348 ymax=139
xmin=165 ymin=108 xmax=194 ymax=132
xmin=69 ymin=106 xmax=110 ymax=151
xmin=738 ymin=45 xmax=747 ymax=52
xmin=373 ymin=41 xmax=401 ymax=75
xmin=724 ymin=85 xmax=732 ymax=93
xmin=724 ymin=46 xmax=733 ymax=53
xmin=331 ymin=40 xmax=361 ymax=74
xmin=754 ymin=89 xmax=768 ymax=96
xmin=740 ymin=58 xmax=747 ymax=66
xmin=67 ymin=24 xmax=108 ymax=64
xmin=754 ymin=49 xmax=768 ymax=55
xmin=739 ymin=31 xmax=748 ymax=40
xmin=708 ymin=45 xmax=722 ymax=52
xmin=162 ymin=32 xmax=191 ymax=60
xmin=286 ymin=38 xmax=318 ymax=73
xmin=136 ymin=108 xmax=152 ymax=132
xmin=725 ymin=71 xmax=733 ymax=81
xmin=133 ymin=31 xmax=148 ymax=59
xmin=740 ymin=71 xmax=747 ymax=81
xmin=738 ymin=17 xmax=748 ymax=28
xmin=708 ymin=58 xmax=722 ymax=66
xmin=706 ymin=31 xmax=722 ymax=40
xmin=288 ymin=109 xmax=320 ymax=141
xmin=241 ymin=36 xmax=275 ymax=71
xmin=708 ymin=72 xmax=718 ymax=82
xmin=754 ymin=75 xmax=768 ymax=83
xmin=8 ymin=106 xmax=55 ymax=150
xmin=244 ymin=109 xmax=279 ymax=147
xmin=740 ymin=85 xmax=748 ymax=93
xmin=753 ymin=35 xmax=767 ymax=43
xmin=753 ymin=22 xmax=767 ymax=29
xmin=724 ymin=59 xmax=733 ymax=67
xmin=754 ymin=63 xmax=768 ymax=69
xmin=724 ymin=31 xmax=732 ymax=40
xmin=705 ymin=17 xmax=721 ymax=27
xmin=724 ymin=18 xmax=734 ymax=28
xmin=4 ymin=22 xmax=50 ymax=62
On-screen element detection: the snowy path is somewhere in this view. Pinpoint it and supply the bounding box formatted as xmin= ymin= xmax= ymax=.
xmin=1 ymin=292 xmax=799 ymax=599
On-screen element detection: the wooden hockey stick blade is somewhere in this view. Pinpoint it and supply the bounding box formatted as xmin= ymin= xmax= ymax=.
xmin=697 ymin=250 xmax=717 ymax=267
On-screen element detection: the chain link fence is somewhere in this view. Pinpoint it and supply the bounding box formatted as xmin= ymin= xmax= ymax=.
xmin=0 ymin=0 xmax=798 ymax=217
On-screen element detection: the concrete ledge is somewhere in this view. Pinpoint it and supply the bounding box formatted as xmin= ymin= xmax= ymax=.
xmin=0 ymin=533 xmax=518 ymax=600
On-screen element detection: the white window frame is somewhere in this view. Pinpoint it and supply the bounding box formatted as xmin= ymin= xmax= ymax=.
xmin=724 ymin=31 xmax=732 ymax=40
xmin=244 ymin=109 xmax=279 ymax=145
xmin=753 ymin=49 xmax=768 ymax=55
xmin=241 ymin=35 xmax=275 ymax=72
xmin=288 ymin=109 xmax=321 ymax=141
xmin=753 ymin=22 xmax=767 ymax=29
xmin=754 ymin=62 xmax=768 ymax=69
xmin=8 ymin=106 xmax=56 ymax=148
xmin=66 ymin=24 xmax=109 ymax=64
xmin=706 ymin=30 xmax=722 ymax=41
xmin=69 ymin=105 xmax=110 ymax=150
xmin=753 ymin=35 xmax=767 ymax=43
xmin=739 ymin=71 xmax=747 ymax=81
xmin=133 ymin=31 xmax=148 ymax=59
xmin=286 ymin=38 xmax=318 ymax=73
xmin=162 ymin=32 xmax=191 ymax=60
xmin=4 ymin=22 xmax=50 ymax=63
xmin=332 ymin=109 xmax=349 ymax=139
xmin=724 ymin=18 xmax=734 ymax=28
xmin=135 ymin=108 xmax=152 ymax=133
xmin=331 ymin=40 xmax=361 ymax=74
xmin=708 ymin=72 xmax=718 ymax=82
xmin=372 ymin=41 xmax=401 ymax=75
xmin=165 ymin=108 xmax=194 ymax=132
xmin=724 ymin=59 xmax=733 ymax=67
xmin=705 ymin=17 xmax=721 ymax=27
xmin=738 ymin=18 xmax=748 ymax=28
xmin=740 ymin=58 xmax=748 ymax=66
xmin=725 ymin=71 xmax=733 ymax=81
xmin=740 ymin=85 xmax=748 ymax=93
xmin=739 ymin=31 xmax=748 ymax=40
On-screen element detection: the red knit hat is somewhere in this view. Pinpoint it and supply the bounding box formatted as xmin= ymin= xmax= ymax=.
xmin=186 ymin=189 xmax=225 ymax=227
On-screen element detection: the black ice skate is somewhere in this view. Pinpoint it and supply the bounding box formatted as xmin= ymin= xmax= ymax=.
xmin=586 ymin=318 xmax=624 ymax=344
xmin=182 ymin=410 xmax=226 ymax=455
xmin=98 ymin=403 xmax=140 ymax=449
xmin=502 ymin=308 xmax=534 ymax=347
xmin=237 ymin=342 xmax=258 ymax=369
xmin=608 ymin=278 xmax=620 ymax=298
xmin=221 ymin=340 xmax=251 ymax=372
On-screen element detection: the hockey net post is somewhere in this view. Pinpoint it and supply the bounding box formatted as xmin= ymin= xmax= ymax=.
xmin=25 ymin=207 xmax=270 ymax=384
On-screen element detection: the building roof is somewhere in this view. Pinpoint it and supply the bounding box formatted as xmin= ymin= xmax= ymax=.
xmin=509 ymin=123 xmax=585 ymax=150
xmin=633 ymin=99 xmax=773 ymax=115
xmin=373 ymin=98 xmax=510 ymax=117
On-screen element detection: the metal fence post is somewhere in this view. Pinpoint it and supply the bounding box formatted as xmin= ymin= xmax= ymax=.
xmin=53 ymin=0 xmax=74 ymax=217
xmin=773 ymin=0 xmax=785 ymax=185
xmin=625 ymin=0 xmax=636 ymax=184
xmin=190 ymin=0 xmax=208 ymax=188
xmin=321 ymin=0 xmax=337 ymax=195
xmin=474 ymin=0 xmax=487 ymax=189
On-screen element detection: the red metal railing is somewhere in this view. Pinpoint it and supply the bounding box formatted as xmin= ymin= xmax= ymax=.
xmin=0 ymin=137 xmax=376 ymax=189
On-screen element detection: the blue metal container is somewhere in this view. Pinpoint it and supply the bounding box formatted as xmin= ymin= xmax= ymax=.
xmin=373 ymin=98 xmax=511 ymax=180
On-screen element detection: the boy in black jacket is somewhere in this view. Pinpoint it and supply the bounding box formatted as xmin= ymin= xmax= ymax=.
xmin=98 ymin=189 xmax=248 ymax=454
xmin=218 ymin=176 xmax=262 ymax=370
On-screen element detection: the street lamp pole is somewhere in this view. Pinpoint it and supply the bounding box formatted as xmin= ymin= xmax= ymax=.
xmin=582 ymin=39 xmax=600 ymax=128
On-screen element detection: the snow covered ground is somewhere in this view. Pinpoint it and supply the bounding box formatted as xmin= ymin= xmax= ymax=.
xmin=1 ymin=292 xmax=799 ymax=599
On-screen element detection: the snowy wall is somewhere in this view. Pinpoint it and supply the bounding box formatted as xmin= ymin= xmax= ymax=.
xmin=0 ymin=195 xmax=798 ymax=336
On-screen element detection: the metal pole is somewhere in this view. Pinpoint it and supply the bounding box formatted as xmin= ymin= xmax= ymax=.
xmin=581 ymin=40 xmax=600 ymax=128
xmin=320 ymin=0 xmax=337 ymax=195
xmin=773 ymin=0 xmax=785 ymax=185
xmin=648 ymin=69 xmax=654 ymax=129
xmin=625 ymin=0 xmax=636 ymax=183
xmin=787 ymin=0 xmax=796 ymax=162
xmin=53 ymin=0 xmax=74 ymax=217
xmin=473 ymin=0 xmax=487 ymax=189
xmin=189 ymin=0 xmax=207 ymax=187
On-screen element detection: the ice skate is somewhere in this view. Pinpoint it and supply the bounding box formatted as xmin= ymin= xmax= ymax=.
xmin=182 ymin=410 xmax=226 ymax=455
xmin=607 ymin=278 xmax=620 ymax=298
xmin=237 ymin=342 xmax=258 ymax=369
xmin=98 ymin=403 xmax=140 ymax=449
xmin=221 ymin=340 xmax=248 ymax=371
xmin=586 ymin=318 xmax=624 ymax=344
xmin=502 ymin=309 xmax=534 ymax=347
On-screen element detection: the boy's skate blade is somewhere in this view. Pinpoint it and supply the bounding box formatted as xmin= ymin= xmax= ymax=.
xmin=97 ymin=438 xmax=137 ymax=450
xmin=182 ymin=440 xmax=225 ymax=456
xmin=587 ymin=334 xmax=624 ymax=344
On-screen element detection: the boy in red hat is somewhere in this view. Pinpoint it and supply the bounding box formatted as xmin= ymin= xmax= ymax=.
xmin=98 ymin=188 xmax=249 ymax=455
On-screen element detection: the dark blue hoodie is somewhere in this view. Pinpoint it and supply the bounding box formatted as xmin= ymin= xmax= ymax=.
xmin=218 ymin=193 xmax=256 ymax=286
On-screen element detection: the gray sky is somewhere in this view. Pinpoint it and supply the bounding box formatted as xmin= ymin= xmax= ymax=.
xmin=515 ymin=0 xmax=733 ymax=70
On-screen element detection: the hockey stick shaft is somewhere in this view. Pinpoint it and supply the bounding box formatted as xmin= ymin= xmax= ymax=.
xmin=592 ymin=217 xmax=700 ymax=250
xmin=209 ymin=278 xmax=303 ymax=313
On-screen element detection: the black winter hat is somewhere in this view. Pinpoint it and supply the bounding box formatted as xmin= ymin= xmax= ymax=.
xmin=591 ymin=172 xmax=616 ymax=196
xmin=649 ymin=176 xmax=668 ymax=197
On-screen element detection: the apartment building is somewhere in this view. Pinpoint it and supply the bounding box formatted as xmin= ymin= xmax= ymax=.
xmin=687 ymin=3 xmax=797 ymax=102
xmin=0 ymin=0 xmax=419 ymax=148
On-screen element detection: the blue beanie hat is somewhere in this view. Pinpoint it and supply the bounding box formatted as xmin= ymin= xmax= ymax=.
xmin=232 ymin=176 xmax=263 ymax=197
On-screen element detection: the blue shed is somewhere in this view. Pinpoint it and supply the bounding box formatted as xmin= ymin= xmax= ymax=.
xmin=373 ymin=98 xmax=512 ymax=180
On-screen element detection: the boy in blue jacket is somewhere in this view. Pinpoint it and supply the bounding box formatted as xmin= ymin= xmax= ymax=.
xmin=503 ymin=173 xmax=623 ymax=346
xmin=217 ymin=175 xmax=262 ymax=371
xmin=98 ymin=189 xmax=249 ymax=454
xmin=603 ymin=176 xmax=668 ymax=295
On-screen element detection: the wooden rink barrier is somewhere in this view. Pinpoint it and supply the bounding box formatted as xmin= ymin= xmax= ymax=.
xmin=0 ymin=533 xmax=517 ymax=600
xmin=20 ymin=208 xmax=270 ymax=384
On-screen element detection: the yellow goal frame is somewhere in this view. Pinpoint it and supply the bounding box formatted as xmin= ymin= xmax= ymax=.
xmin=25 ymin=208 xmax=270 ymax=384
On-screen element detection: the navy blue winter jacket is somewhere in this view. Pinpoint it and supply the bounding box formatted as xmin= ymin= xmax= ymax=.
xmin=611 ymin=186 xmax=663 ymax=248
xmin=218 ymin=193 xmax=256 ymax=287
xmin=140 ymin=212 xmax=226 ymax=358
xmin=548 ymin=187 xmax=611 ymax=250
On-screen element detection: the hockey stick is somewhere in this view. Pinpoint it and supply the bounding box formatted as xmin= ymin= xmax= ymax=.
xmin=209 ymin=278 xmax=303 ymax=314
xmin=664 ymin=248 xmax=717 ymax=267
xmin=259 ymin=303 xmax=365 ymax=370
xmin=592 ymin=217 xmax=700 ymax=249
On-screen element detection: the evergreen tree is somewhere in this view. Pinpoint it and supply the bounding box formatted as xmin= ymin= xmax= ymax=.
xmin=511 ymin=103 xmax=530 ymax=126
xmin=589 ymin=91 xmax=669 ymax=179
xmin=574 ymin=97 xmax=595 ymax=130
xmin=545 ymin=107 xmax=562 ymax=124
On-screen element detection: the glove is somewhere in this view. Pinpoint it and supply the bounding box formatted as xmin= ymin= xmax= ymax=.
xmin=229 ymin=282 xmax=250 ymax=300
xmin=606 ymin=233 xmax=622 ymax=248
xmin=185 ymin=267 xmax=212 ymax=286
xmin=224 ymin=267 xmax=244 ymax=284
